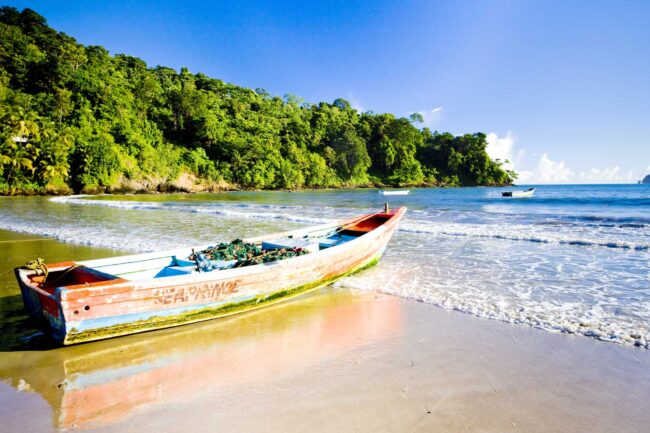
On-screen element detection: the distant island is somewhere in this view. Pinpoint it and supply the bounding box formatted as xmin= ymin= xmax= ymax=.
xmin=641 ymin=175 xmax=650 ymax=184
xmin=0 ymin=7 xmax=515 ymax=195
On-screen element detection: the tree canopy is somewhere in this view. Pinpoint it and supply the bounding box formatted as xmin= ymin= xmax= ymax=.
xmin=0 ymin=7 xmax=515 ymax=195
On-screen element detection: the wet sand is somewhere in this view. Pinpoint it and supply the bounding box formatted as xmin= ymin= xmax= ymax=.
xmin=1 ymin=231 xmax=649 ymax=433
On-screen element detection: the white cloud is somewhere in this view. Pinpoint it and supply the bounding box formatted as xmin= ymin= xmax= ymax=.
xmin=515 ymin=149 xmax=525 ymax=162
xmin=482 ymin=131 xmax=639 ymax=184
xmin=536 ymin=153 xmax=574 ymax=183
xmin=519 ymin=158 xmax=639 ymax=184
xmin=578 ymin=166 xmax=620 ymax=182
xmin=512 ymin=153 xmax=573 ymax=184
xmin=486 ymin=131 xmax=516 ymax=170
xmin=347 ymin=93 xmax=365 ymax=112
xmin=577 ymin=167 xmax=641 ymax=183
xmin=515 ymin=170 xmax=534 ymax=183
xmin=484 ymin=134 xmax=575 ymax=184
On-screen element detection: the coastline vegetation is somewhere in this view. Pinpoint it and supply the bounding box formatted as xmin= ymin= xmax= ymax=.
xmin=0 ymin=7 xmax=516 ymax=195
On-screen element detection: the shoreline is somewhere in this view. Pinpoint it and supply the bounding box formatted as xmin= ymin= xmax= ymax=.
xmin=1 ymin=230 xmax=649 ymax=432
xmin=1 ymin=196 xmax=648 ymax=351
xmin=0 ymin=181 xmax=515 ymax=198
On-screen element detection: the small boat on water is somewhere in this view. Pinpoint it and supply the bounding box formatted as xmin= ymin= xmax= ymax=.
xmin=15 ymin=207 xmax=406 ymax=345
xmin=502 ymin=187 xmax=535 ymax=198
xmin=380 ymin=190 xmax=410 ymax=196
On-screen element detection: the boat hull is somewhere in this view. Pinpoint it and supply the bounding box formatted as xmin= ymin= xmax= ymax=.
xmin=502 ymin=188 xmax=535 ymax=198
xmin=63 ymin=251 xmax=383 ymax=345
xmin=16 ymin=208 xmax=404 ymax=345
xmin=380 ymin=190 xmax=410 ymax=196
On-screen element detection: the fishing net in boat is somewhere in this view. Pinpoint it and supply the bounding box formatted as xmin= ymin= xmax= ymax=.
xmin=233 ymin=246 xmax=309 ymax=267
xmin=200 ymin=239 xmax=262 ymax=261
xmin=190 ymin=239 xmax=309 ymax=271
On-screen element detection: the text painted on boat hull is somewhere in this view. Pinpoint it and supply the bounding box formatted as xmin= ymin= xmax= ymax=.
xmin=153 ymin=280 xmax=240 ymax=305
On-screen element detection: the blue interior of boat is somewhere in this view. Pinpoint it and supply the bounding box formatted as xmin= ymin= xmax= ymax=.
xmin=262 ymin=238 xmax=319 ymax=253
xmin=104 ymin=230 xmax=361 ymax=281
xmin=317 ymin=234 xmax=357 ymax=249
xmin=154 ymin=265 xmax=195 ymax=278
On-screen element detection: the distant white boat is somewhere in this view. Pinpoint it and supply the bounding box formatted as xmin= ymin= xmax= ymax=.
xmin=380 ymin=190 xmax=410 ymax=196
xmin=502 ymin=187 xmax=535 ymax=198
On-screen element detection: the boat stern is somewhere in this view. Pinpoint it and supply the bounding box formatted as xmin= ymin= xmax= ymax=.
xmin=14 ymin=264 xmax=74 ymax=344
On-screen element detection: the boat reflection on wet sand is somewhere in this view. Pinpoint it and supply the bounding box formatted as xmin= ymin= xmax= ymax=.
xmin=0 ymin=288 xmax=401 ymax=430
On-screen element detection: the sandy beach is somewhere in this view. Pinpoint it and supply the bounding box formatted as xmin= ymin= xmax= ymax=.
xmin=1 ymin=230 xmax=649 ymax=433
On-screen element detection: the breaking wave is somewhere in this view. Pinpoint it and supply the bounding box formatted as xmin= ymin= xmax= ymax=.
xmin=399 ymin=220 xmax=650 ymax=251
xmin=49 ymin=196 xmax=650 ymax=252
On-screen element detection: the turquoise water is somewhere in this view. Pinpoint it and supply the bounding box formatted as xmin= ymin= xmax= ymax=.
xmin=1 ymin=184 xmax=649 ymax=347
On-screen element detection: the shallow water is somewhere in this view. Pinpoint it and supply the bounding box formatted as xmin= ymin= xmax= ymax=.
xmin=0 ymin=185 xmax=648 ymax=347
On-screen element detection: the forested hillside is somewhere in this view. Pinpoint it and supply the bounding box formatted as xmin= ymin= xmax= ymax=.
xmin=0 ymin=7 xmax=515 ymax=195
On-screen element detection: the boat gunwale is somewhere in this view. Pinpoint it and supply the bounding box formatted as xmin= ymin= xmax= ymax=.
xmin=15 ymin=269 xmax=56 ymax=299
xmin=66 ymin=208 xmax=403 ymax=295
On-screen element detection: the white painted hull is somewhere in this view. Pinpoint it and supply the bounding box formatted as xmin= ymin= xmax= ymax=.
xmin=380 ymin=190 xmax=410 ymax=196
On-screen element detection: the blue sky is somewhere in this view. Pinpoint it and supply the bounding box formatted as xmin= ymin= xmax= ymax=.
xmin=7 ymin=0 xmax=650 ymax=183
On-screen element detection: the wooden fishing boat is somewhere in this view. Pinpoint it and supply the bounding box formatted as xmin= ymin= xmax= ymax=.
xmin=502 ymin=187 xmax=535 ymax=198
xmin=15 ymin=206 xmax=406 ymax=345
xmin=380 ymin=190 xmax=410 ymax=196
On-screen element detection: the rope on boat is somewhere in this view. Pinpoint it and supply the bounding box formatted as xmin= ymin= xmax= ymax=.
xmin=0 ymin=238 xmax=52 ymax=244
xmin=0 ymin=268 xmax=15 ymax=277
xmin=16 ymin=258 xmax=48 ymax=281
xmin=14 ymin=259 xmax=81 ymax=285
xmin=46 ymin=265 xmax=81 ymax=286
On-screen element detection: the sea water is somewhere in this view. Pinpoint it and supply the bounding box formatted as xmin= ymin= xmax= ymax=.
xmin=0 ymin=185 xmax=648 ymax=348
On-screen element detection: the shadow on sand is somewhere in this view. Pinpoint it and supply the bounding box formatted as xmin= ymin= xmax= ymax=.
xmin=0 ymin=295 xmax=59 ymax=351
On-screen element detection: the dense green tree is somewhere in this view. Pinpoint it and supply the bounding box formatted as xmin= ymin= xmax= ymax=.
xmin=409 ymin=112 xmax=424 ymax=124
xmin=0 ymin=7 xmax=514 ymax=195
xmin=328 ymin=125 xmax=370 ymax=183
